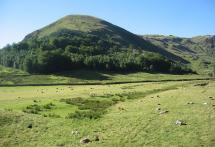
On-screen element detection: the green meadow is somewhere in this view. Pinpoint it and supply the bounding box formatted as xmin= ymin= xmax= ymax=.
xmin=0 ymin=77 xmax=214 ymax=146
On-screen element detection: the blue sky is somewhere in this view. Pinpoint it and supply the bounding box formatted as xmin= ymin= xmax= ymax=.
xmin=0 ymin=0 xmax=215 ymax=48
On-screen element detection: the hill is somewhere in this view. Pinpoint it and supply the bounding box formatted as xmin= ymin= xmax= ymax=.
xmin=24 ymin=15 xmax=149 ymax=50
xmin=142 ymin=35 xmax=215 ymax=74
xmin=191 ymin=35 xmax=215 ymax=56
xmin=0 ymin=15 xmax=191 ymax=74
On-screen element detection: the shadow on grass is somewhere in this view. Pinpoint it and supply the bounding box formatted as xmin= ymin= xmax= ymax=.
xmin=55 ymin=69 xmax=111 ymax=81
xmin=0 ymin=70 xmax=111 ymax=82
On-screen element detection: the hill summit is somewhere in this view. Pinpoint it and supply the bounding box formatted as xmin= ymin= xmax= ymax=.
xmin=24 ymin=15 xmax=150 ymax=50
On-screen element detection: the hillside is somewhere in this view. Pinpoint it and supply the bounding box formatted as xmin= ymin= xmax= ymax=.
xmin=24 ymin=15 xmax=151 ymax=50
xmin=0 ymin=15 xmax=190 ymax=74
xmin=191 ymin=35 xmax=215 ymax=56
xmin=142 ymin=35 xmax=215 ymax=74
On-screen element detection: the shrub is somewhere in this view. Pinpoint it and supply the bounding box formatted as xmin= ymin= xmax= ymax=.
xmin=62 ymin=97 xmax=113 ymax=110
xmin=67 ymin=110 xmax=103 ymax=119
xmin=111 ymin=97 xmax=125 ymax=103
xmin=23 ymin=103 xmax=56 ymax=114
xmin=23 ymin=104 xmax=42 ymax=114
xmin=43 ymin=113 xmax=61 ymax=118
xmin=62 ymin=97 xmax=114 ymax=119
xmin=43 ymin=103 xmax=55 ymax=109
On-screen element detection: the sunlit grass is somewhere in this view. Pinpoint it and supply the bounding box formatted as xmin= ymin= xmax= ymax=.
xmin=0 ymin=80 xmax=214 ymax=146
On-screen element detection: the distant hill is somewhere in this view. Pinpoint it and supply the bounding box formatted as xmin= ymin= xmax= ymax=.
xmin=142 ymin=35 xmax=215 ymax=74
xmin=23 ymin=15 xmax=186 ymax=61
xmin=0 ymin=15 xmax=197 ymax=74
xmin=191 ymin=35 xmax=215 ymax=56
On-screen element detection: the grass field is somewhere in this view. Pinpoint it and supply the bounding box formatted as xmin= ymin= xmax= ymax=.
xmin=0 ymin=79 xmax=215 ymax=147
xmin=0 ymin=66 xmax=211 ymax=86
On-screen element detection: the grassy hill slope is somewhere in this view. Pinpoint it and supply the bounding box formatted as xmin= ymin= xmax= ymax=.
xmin=142 ymin=35 xmax=215 ymax=74
xmin=24 ymin=15 xmax=150 ymax=50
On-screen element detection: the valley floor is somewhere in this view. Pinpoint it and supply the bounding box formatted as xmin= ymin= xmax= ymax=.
xmin=0 ymin=79 xmax=215 ymax=147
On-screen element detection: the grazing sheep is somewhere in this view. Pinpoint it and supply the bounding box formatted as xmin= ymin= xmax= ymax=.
xmin=159 ymin=110 xmax=169 ymax=114
xmin=156 ymin=108 xmax=161 ymax=111
xmin=90 ymin=93 xmax=96 ymax=97
xmin=95 ymin=135 xmax=100 ymax=141
xmin=71 ymin=130 xmax=79 ymax=135
xmin=27 ymin=123 xmax=33 ymax=129
xmin=187 ymin=102 xmax=194 ymax=104
xmin=118 ymin=107 xmax=125 ymax=111
xmin=175 ymin=120 xmax=187 ymax=125
xmin=80 ymin=137 xmax=91 ymax=144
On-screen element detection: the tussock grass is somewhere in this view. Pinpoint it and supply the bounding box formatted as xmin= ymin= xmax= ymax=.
xmin=0 ymin=112 xmax=20 ymax=127
xmin=62 ymin=97 xmax=115 ymax=119
xmin=43 ymin=113 xmax=61 ymax=118
xmin=23 ymin=103 xmax=56 ymax=114
xmin=61 ymin=85 xmax=179 ymax=119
